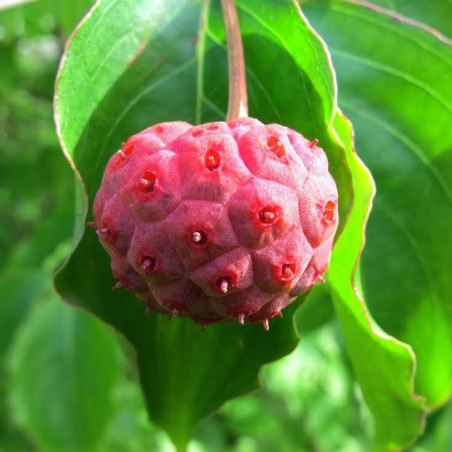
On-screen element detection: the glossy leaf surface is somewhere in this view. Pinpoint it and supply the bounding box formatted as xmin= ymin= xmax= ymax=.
xmin=302 ymin=0 xmax=452 ymax=409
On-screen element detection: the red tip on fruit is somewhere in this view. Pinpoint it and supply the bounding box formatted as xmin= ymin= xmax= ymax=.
xmin=308 ymin=139 xmax=318 ymax=149
xmin=259 ymin=206 xmax=277 ymax=225
xmin=322 ymin=200 xmax=336 ymax=225
xmin=204 ymin=149 xmax=221 ymax=171
xmin=111 ymin=145 xmax=135 ymax=167
xmin=171 ymin=308 xmax=179 ymax=319
xmin=123 ymin=144 xmax=135 ymax=155
xmin=281 ymin=263 xmax=295 ymax=282
xmin=192 ymin=129 xmax=205 ymax=138
xmin=238 ymin=312 xmax=245 ymax=325
xmin=207 ymin=124 xmax=221 ymax=131
xmin=267 ymin=136 xmax=285 ymax=157
xmin=112 ymin=281 xmax=123 ymax=290
xmin=262 ymin=319 xmax=269 ymax=330
xmin=139 ymin=170 xmax=157 ymax=193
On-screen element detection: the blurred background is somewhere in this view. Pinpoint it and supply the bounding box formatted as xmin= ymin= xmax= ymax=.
xmin=0 ymin=1 xmax=451 ymax=451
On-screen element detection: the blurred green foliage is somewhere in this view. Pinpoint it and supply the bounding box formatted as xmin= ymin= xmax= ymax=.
xmin=0 ymin=1 xmax=451 ymax=451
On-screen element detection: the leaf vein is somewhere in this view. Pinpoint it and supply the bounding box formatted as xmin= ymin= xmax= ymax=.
xmin=333 ymin=49 xmax=452 ymax=114
xmin=89 ymin=32 xmax=139 ymax=81
xmin=203 ymin=97 xmax=226 ymax=117
xmin=100 ymin=59 xmax=195 ymax=156
xmin=374 ymin=196 xmax=440 ymax=305
xmin=341 ymin=99 xmax=452 ymax=206
xmin=329 ymin=0 xmax=452 ymax=62
xmin=235 ymin=1 xmax=320 ymax=134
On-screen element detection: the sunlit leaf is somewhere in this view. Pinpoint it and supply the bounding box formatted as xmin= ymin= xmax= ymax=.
xmin=302 ymin=0 xmax=452 ymax=408
xmin=328 ymin=110 xmax=426 ymax=449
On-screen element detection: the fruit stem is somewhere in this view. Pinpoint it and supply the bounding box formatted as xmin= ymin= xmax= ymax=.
xmin=221 ymin=0 xmax=248 ymax=120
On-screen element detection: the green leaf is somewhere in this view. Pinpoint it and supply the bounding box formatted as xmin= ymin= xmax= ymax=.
xmin=8 ymin=293 xmax=121 ymax=452
xmin=415 ymin=402 xmax=452 ymax=451
xmin=295 ymin=282 xmax=335 ymax=333
xmin=302 ymin=0 xmax=452 ymax=409
xmin=0 ymin=271 xmax=48 ymax=450
xmin=0 ymin=0 xmax=33 ymax=11
xmin=44 ymin=0 xmax=96 ymax=39
xmin=101 ymin=374 xmax=175 ymax=452
xmin=368 ymin=0 xmax=452 ymax=38
xmin=209 ymin=322 xmax=375 ymax=451
xmin=54 ymin=0 xmax=435 ymax=449
xmin=329 ymin=111 xmax=426 ymax=449
xmin=0 ymin=271 xmax=47 ymax=359
xmin=0 ymin=0 xmax=95 ymax=40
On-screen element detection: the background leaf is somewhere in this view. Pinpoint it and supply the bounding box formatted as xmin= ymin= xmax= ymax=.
xmin=194 ymin=321 xmax=375 ymax=451
xmin=8 ymin=292 xmax=121 ymax=452
xmin=302 ymin=0 xmax=452 ymax=409
xmin=0 ymin=0 xmax=95 ymax=42
xmin=0 ymin=272 xmax=48 ymax=450
xmin=368 ymin=0 xmax=452 ymax=38
xmin=0 ymin=2 xmax=106 ymax=450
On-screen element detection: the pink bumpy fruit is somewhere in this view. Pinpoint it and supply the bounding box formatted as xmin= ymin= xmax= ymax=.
xmin=92 ymin=117 xmax=338 ymax=329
